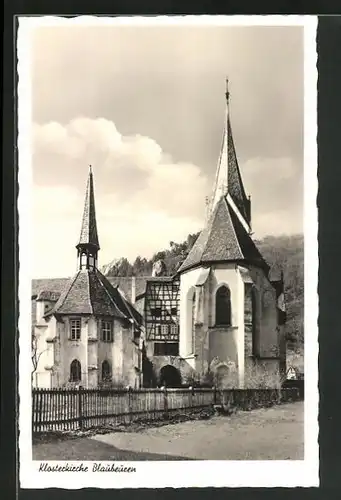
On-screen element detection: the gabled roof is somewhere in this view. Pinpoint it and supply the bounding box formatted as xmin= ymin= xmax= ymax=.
xmin=77 ymin=166 xmax=100 ymax=251
xmin=178 ymin=195 xmax=269 ymax=274
xmin=51 ymin=268 xmax=142 ymax=324
xmin=32 ymin=278 xmax=70 ymax=298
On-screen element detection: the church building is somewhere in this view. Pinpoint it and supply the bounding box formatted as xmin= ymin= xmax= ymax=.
xmin=31 ymin=167 xmax=144 ymax=389
xmin=31 ymin=80 xmax=286 ymax=389
xmin=137 ymin=80 xmax=286 ymax=388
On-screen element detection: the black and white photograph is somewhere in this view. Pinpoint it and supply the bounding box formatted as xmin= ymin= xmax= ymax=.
xmin=18 ymin=15 xmax=318 ymax=488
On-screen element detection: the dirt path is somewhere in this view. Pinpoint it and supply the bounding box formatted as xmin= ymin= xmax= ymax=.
xmin=33 ymin=402 xmax=304 ymax=461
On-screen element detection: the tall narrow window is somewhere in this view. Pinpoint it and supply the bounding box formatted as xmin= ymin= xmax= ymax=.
xmin=215 ymin=285 xmax=232 ymax=326
xmin=70 ymin=318 xmax=81 ymax=340
xmin=102 ymin=360 xmax=112 ymax=381
xmin=101 ymin=320 xmax=113 ymax=342
xmin=170 ymin=323 xmax=178 ymax=339
xmin=70 ymin=359 xmax=81 ymax=382
xmin=161 ymin=324 xmax=170 ymax=338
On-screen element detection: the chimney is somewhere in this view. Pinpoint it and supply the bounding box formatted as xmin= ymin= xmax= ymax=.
xmin=131 ymin=277 xmax=136 ymax=304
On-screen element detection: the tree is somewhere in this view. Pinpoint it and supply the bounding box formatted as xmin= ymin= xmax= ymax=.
xmin=31 ymin=329 xmax=48 ymax=385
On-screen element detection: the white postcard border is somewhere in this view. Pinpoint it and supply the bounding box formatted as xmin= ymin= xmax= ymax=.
xmin=18 ymin=15 xmax=319 ymax=489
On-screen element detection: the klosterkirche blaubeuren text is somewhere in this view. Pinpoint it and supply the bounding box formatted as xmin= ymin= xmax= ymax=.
xmin=31 ymin=81 xmax=287 ymax=390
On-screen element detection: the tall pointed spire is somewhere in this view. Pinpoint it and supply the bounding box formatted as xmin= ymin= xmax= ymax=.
xmin=208 ymin=79 xmax=251 ymax=230
xmin=76 ymin=165 xmax=100 ymax=270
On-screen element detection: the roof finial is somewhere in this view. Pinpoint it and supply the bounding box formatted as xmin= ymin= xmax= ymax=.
xmin=89 ymin=164 xmax=92 ymax=174
xmin=225 ymin=77 xmax=230 ymax=102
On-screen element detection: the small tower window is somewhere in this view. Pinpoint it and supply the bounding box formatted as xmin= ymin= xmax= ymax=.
xmin=70 ymin=359 xmax=81 ymax=383
xmin=215 ymin=285 xmax=232 ymax=326
xmin=102 ymin=360 xmax=112 ymax=381
xmin=101 ymin=320 xmax=113 ymax=342
xmin=70 ymin=318 xmax=81 ymax=340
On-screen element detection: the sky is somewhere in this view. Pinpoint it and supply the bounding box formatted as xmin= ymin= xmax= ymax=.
xmin=29 ymin=22 xmax=304 ymax=278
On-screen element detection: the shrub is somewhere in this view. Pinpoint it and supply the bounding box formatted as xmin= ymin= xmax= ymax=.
xmin=202 ymin=362 xmax=284 ymax=389
xmin=244 ymin=363 xmax=283 ymax=389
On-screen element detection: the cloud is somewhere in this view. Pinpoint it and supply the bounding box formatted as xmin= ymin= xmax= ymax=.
xmin=30 ymin=25 xmax=304 ymax=277
xmin=32 ymin=25 xmax=303 ymax=172
xmin=241 ymin=156 xmax=303 ymax=237
xmin=32 ymin=117 xmax=208 ymax=277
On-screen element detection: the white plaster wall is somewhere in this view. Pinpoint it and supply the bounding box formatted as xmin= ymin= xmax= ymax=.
xmin=87 ymin=317 xmax=99 ymax=387
xmin=35 ymin=301 xmax=46 ymax=322
xmin=208 ymin=326 xmax=239 ymax=365
xmin=33 ymin=371 xmax=52 ymax=388
xmin=248 ymin=266 xmax=279 ymax=358
xmin=180 ymin=264 xmax=245 ymax=386
xmin=236 ymin=266 xmax=245 ymax=386
xmin=33 ymin=312 xmax=142 ymax=388
xmin=96 ymin=318 xmax=121 ymax=385
xmin=58 ymin=316 xmax=89 ymax=387
xmin=121 ymin=326 xmax=140 ymax=388
xmin=179 ymin=267 xmax=204 ymax=362
xmin=32 ymin=313 xmax=57 ymax=388
xmin=210 ymin=264 xmax=245 ymax=386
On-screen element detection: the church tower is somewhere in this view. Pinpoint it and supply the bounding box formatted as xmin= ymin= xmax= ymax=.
xmin=34 ymin=166 xmax=144 ymax=389
xmin=207 ymin=79 xmax=251 ymax=228
xmin=76 ymin=165 xmax=100 ymax=271
xmin=178 ymin=80 xmax=285 ymax=388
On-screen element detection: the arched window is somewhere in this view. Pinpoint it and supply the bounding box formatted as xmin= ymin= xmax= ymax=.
xmin=251 ymin=287 xmax=257 ymax=356
xmin=215 ymin=285 xmax=231 ymax=326
xmin=70 ymin=359 xmax=81 ymax=383
xmin=102 ymin=360 xmax=112 ymax=381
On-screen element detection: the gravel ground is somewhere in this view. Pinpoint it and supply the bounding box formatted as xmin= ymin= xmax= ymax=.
xmin=33 ymin=401 xmax=303 ymax=461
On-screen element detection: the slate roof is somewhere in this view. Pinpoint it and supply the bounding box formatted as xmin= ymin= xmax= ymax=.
xmin=178 ymin=196 xmax=269 ymax=273
xmin=227 ymin=117 xmax=250 ymax=224
xmin=77 ymin=166 xmax=100 ymax=250
xmin=209 ymin=90 xmax=251 ymax=226
xmin=32 ymin=278 xmax=70 ymax=298
xmin=32 ymin=276 xmax=148 ymax=302
xmin=48 ymin=268 xmax=142 ymax=325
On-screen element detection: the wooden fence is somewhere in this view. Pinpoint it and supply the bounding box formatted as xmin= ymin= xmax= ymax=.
xmin=32 ymin=386 xmax=301 ymax=434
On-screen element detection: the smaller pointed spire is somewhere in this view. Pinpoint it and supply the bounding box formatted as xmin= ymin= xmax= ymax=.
xmin=76 ymin=165 xmax=100 ymax=270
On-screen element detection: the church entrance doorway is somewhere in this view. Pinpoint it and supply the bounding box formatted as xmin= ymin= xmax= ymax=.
xmin=159 ymin=365 xmax=182 ymax=388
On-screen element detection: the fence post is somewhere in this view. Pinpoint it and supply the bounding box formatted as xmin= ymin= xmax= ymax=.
xmin=78 ymin=386 xmax=84 ymax=430
xmin=128 ymin=386 xmax=133 ymax=423
xmin=163 ymin=386 xmax=168 ymax=419
xmin=188 ymin=386 xmax=193 ymax=410
xmin=38 ymin=389 xmax=43 ymax=433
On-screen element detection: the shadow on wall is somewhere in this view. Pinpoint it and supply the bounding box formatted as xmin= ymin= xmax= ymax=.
xmin=142 ymin=344 xmax=157 ymax=388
